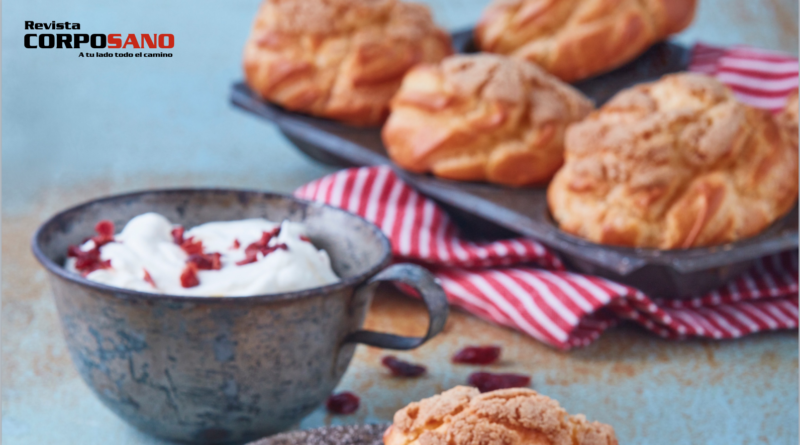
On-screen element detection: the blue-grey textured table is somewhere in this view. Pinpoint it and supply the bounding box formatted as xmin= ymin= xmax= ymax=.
xmin=3 ymin=1 xmax=798 ymax=444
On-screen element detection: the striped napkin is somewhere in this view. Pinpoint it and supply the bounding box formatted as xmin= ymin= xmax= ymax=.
xmin=294 ymin=44 xmax=799 ymax=349
xmin=691 ymin=43 xmax=799 ymax=111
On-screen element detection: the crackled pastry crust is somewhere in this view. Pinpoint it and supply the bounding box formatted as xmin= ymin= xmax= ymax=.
xmin=382 ymin=54 xmax=593 ymax=186
xmin=383 ymin=386 xmax=617 ymax=445
xmin=243 ymin=0 xmax=452 ymax=126
xmin=778 ymin=89 xmax=798 ymax=149
xmin=548 ymin=73 xmax=799 ymax=249
xmin=474 ymin=0 xmax=697 ymax=82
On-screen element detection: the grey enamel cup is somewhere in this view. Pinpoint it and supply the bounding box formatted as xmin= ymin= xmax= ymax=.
xmin=32 ymin=189 xmax=448 ymax=444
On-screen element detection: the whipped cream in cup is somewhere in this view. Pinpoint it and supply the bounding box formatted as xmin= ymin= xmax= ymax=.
xmin=65 ymin=212 xmax=339 ymax=296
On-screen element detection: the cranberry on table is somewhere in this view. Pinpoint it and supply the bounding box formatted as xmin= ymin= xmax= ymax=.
xmin=452 ymin=345 xmax=501 ymax=365
xmin=381 ymin=356 xmax=426 ymax=377
xmin=468 ymin=372 xmax=530 ymax=393
xmin=326 ymin=392 xmax=360 ymax=414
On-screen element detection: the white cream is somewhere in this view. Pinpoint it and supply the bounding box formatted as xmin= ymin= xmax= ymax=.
xmin=65 ymin=212 xmax=339 ymax=296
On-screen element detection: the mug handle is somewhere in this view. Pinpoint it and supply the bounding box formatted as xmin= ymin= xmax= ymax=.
xmin=344 ymin=263 xmax=449 ymax=350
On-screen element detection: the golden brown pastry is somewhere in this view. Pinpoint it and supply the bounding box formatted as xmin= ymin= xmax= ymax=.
xmin=778 ymin=89 xmax=798 ymax=149
xmin=474 ymin=0 xmax=697 ymax=82
xmin=382 ymin=54 xmax=593 ymax=186
xmin=548 ymin=73 xmax=799 ymax=249
xmin=383 ymin=386 xmax=617 ymax=445
xmin=243 ymin=0 xmax=452 ymax=126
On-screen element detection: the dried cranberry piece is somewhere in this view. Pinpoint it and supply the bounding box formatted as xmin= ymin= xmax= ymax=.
xmin=300 ymin=235 xmax=311 ymax=243
xmin=172 ymin=226 xmax=206 ymax=255
xmin=383 ymin=356 xmax=426 ymax=377
xmin=143 ymin=269 xmax=156 ymax=288
xmin=180 ymin=237 xmax=204 ymax=255
xmin=252 ymin=228 xmax=280 ymax=251
xmin=236 ymin=229 xmax=287 ymax=266
xmin=79 ymin=259 xmax=111 ymax=276
xmin=80 ymin=219 xmax=116 ymax=248
xmin=230 ymin=239 xmax=240 ymax=249
xmin=381 ymin=356 xmax=426 ymax=377
xmin=91 ymin=236 xmax=113 ymax=248
xmin=452 ymin=346 xmax=501 ymax=365
xmin=68 ymin=243 xmax=112 ymax=275
xmin=187 ymin=252 xmax=222 ymax=270
xmin=180 ymin=263 xmax=200 ymax=288
xmin=468 ymin=372 xmax=530 ymax=393
xmin=95 ymin=220 xmax=114 ymax=237
xmin=209 ymin=252 xmax=222 ymax=269
xmin=236 ymin=244 xmax=288 ymax=265
xmin=67 ymin=245 xmax=83 ymax=258
xmin=171 ymin=226 xmax=185 ymax=245
xmin=263 ymin=227 xmax=281 ymax=241
xmin=92 ymin=220 xmax=115 ymax=246
xmin=66 ymin=220 xmax=118 ymax=276
xmin=326 ymin=392 xmax=359 ymax=414
xmin=71 ymin=248 xmax=99 ymax=269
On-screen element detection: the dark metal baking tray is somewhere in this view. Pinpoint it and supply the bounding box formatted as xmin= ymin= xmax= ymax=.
xmin=230 ymin=30 xmax=799 ymax=299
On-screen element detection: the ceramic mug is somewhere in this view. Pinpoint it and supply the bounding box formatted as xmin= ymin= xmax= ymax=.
xmin=32 ymin=189 xmax=448 ymax=444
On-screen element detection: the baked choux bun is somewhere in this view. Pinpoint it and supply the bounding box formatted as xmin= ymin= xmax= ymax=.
xmin=777 ymin=89 xmax=798 ymax=149
xmin=243 ymin=0 xmax=452 ymax=126
xmin=383 ymin=386 xmax=617 ymax=445
xmin=548 ymin=73 xmax=799 ymax=249
xmin=383 ymin=53 xmax=593 ymax=186
xmin=475 ymin=0 xmax=697 ymax=82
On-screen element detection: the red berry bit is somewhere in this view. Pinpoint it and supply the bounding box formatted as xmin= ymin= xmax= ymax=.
xmin=172 ymin=226 xmax=203 ymax=255
xmin=381 ymin=356 xmax=426 ymax=377
xmin=230 ymin=238 xmax=240 ymax=249
xmin=187 ymin=252 xmax=222 ymax=270
xmin=171 ymin=225 xmax=204 ymax=255
xmin=143 ymin=269 xmax=157 ymax=288
xmin=326 ymin=392 xmax=359 ymax=414
xmin=67 ymin=245 xmax=112 ymax=276
xmin=468 ymin=372 xmax=530 ymax=393
xmin=452 ymin=345 xmax=501 ymax=365
xmin=172 ymin=225 xmax=222 ymax=286
xmin=66 ymin=220 xmax=117 ymax=276
xmin=180 ymin=263 xmax=200 ymax=288
xmin=236 ymin=228 xmax=287 ymax=266
xmin=171 ymin=226 xmax=185 ymax=245
xmin=93 ymin=220 xmax=116 ymax=247
xmin=180 ymin=237 xmax=204 ymax=255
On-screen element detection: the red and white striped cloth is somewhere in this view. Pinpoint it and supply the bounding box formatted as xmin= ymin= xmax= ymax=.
xmin=691 ymin=43 xmax=799 ymax=111
xmin=294 ymin=44 xmax=799 ymax=349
